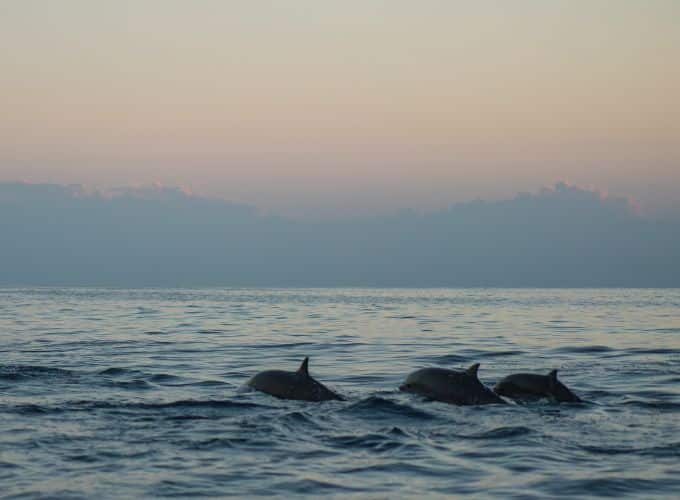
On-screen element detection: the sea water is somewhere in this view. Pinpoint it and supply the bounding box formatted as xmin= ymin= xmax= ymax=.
xmin=1 ymin=288 xmax=679 ymax=498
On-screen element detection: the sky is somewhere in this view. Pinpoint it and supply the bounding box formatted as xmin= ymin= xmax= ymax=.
xmin=1 ymin=1 xmax=679 ymax=217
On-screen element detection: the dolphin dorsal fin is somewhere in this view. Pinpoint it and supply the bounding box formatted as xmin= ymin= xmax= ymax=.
xmin=297 ymin=357 xmax=310 ymax=377
xmin=548 ymin=369 xmax=558 ymax=386
xmin=466 ymin=363 xmax=480 ymax=378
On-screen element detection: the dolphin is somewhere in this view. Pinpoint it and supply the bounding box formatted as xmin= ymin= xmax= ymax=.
xmin=399 ymin=363 xmax=505 ymax=405
xmin=493 ymin=369 xmax=582 ymax=403
xmin=246 ymin=357 xmax=344 ymax=402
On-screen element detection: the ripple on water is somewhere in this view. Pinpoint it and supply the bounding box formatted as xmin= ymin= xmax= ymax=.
xmin=551 ymin=345 xmax=614 ymax=354
xmin=0 ymin=288 xmax=679 ymax=498
xmin=579 ymin=442 xmax=680 ymax=458
xmin=0 ymin=365 xmax=76 ymax=381
xmin=341 ymin=396 xmax=436 ymax=421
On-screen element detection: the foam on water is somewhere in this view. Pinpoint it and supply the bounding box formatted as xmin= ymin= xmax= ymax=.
xmin=0 ymin=288 xmax=679 ymax=498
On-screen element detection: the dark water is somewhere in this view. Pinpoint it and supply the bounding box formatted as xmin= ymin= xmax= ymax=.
xmin=1 ymin=288 xmax=679 ymax=499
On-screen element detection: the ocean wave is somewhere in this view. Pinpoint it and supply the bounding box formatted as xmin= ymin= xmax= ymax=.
xmin=620 ymin=399 xmax=680 ymax=411
xmin=580 ymin=442 xmax=680 ymax=458
xmin=341 ymin=396 xmax=435 ymax=420
xmin=2 ymin=287 xmax=680 ymax=498
xmin=336 ymin=461 xmax=447 ymax=477
xmin=0 ymin=365 xmax=76 ymax=381
xmin=104 ymin=379 xmax=153 ymax=390
xmin=270 ymin=478 xmax=363 ymax=495
xmin=535 ymin=476 xmax=680 ymax=497
xmin=551 ymin=345 xmax=613 ymax=354
xmin=631 ymin=347 xmax=679 ymax=355
xmin=3 ymin=398 xmax=273 ymax=416
xmin=0 ymin=364 xmax=208 ymax=389
xmin=430 ymin=426 xmax=533 ymax=440
xmin=134 ymin=399 xmax=271 ymax=411
xmin=463 ymin=426 xmax=533 ymax=439
xmin=325 ymin=432 xmax=406 ymax=453
xmin=98 ymin=367 xmax=129 ymax=376
xmin=3 ymin=404 xmax=60 ymax=415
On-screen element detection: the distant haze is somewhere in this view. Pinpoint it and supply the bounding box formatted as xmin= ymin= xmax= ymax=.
xmin=1 ymin=181 xmax=678 ymax=287
xmin=1 ymin=1 xmax=679 ymax=216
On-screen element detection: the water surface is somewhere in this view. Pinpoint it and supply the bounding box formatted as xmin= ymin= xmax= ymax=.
xmin=1 ymin=288 xmax=679 ymax=498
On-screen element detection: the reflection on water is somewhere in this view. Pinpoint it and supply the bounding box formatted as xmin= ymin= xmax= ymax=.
xmin=1 ymin=288 xmax=679 ymax=498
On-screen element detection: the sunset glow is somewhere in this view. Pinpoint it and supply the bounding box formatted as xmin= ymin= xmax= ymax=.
xmin=1 ymin=1 xmax=678 ymax=215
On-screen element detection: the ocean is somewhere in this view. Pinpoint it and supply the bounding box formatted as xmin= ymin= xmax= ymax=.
xmin=1 ymin=288 xmax=679 ymax=498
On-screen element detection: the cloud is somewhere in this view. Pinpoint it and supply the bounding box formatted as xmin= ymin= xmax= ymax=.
xmin=105 ymin=183 xmax=195 ymax=201
xmin=0 ymin=181 xmax=677 ymax=287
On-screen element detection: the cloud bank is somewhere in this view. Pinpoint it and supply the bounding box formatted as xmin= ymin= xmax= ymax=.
xmin=1 ymin=182 xmax=678 ymax=287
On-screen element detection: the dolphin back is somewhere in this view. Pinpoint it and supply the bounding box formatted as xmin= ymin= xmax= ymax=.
xmin=547 ymin=370 xmax=582 ymax=402
xmin=493 ymin=370 xmax=581 ymax=403
xmin=400 ymin=364 xmax=504 ymax=405
xmin=246 ymin=357 xmax=344 ymax=402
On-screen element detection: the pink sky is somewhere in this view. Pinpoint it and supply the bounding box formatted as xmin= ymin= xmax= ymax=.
xmin=1 ymin=1 xmax=678 ymax=216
